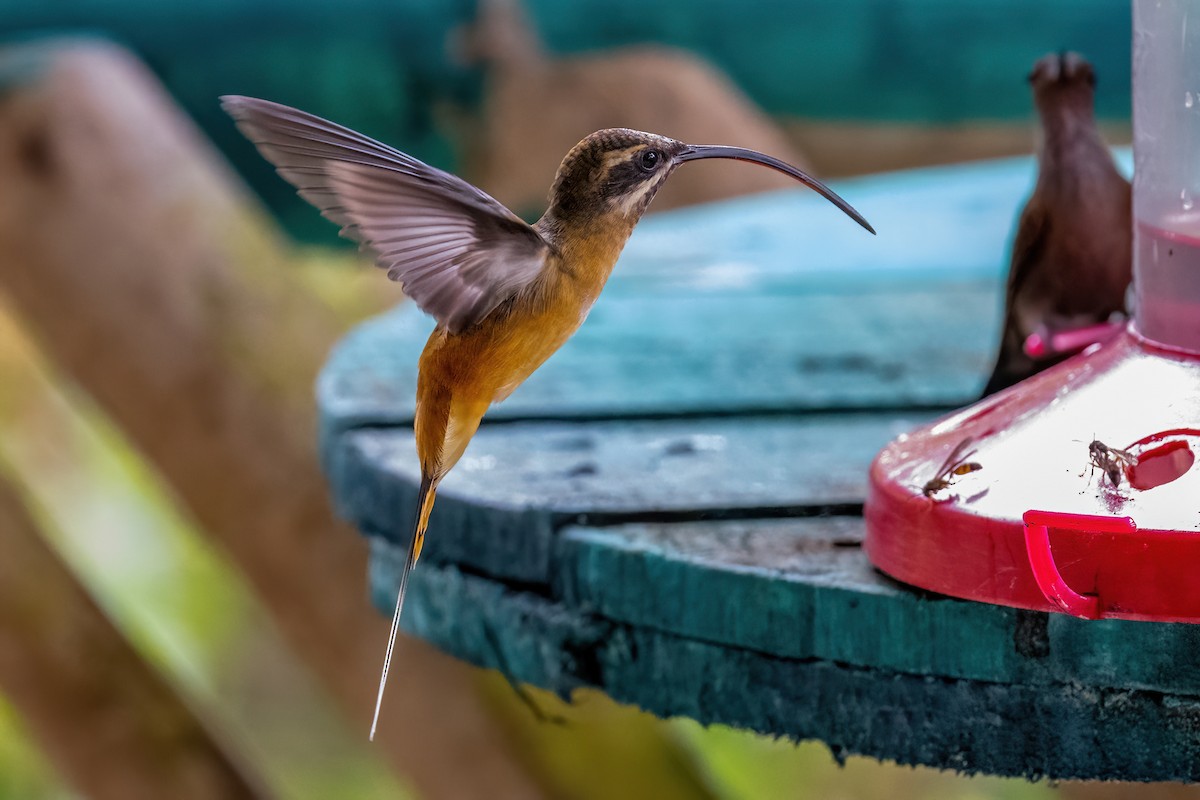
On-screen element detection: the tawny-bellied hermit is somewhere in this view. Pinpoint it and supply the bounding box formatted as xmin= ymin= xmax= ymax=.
xmin=222 ymin=95 xmax=875 ymax=739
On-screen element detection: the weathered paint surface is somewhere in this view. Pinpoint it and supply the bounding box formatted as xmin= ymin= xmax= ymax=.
xmin=374 ymin=555 xmax=1200 ymax=783
xmin=322 ymin=157 xmax=1200 ymax=781
xmin=319 ymin=155 xmax=1063 ymax=439
xmin=333 ymin=413 xmax=933 ymax=583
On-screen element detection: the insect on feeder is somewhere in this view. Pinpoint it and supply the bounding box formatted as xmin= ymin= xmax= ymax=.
xmin=865 ymin=0 xmax=1200 ymax=622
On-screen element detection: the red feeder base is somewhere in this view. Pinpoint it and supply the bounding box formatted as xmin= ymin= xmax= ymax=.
xmin=865 ymin=326 xmax=1200 ymax=622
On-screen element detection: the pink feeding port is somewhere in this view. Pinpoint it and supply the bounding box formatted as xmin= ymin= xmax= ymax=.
xmin=864 ymin=1 xmax=1200 ymax=622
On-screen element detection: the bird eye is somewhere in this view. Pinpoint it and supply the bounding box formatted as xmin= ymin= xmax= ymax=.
xmin=638 ymin=149 xmax=662 ymax=172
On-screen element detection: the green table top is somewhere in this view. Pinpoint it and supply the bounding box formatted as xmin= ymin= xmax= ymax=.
xmin=318 ymin=152 xmax=1200 ymax=783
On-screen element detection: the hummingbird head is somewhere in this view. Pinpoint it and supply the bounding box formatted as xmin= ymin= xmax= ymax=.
xmin=1029 ymin=51 xmax=1096 ymax=114
xmin=544 ymin=129 xmax=688 ymax=224
xmin=543 ymin=128 xmax=874 ymax=234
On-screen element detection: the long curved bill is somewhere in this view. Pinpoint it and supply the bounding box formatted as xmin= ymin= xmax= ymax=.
xmin=676 ymin=145 xmax=875 ymax=234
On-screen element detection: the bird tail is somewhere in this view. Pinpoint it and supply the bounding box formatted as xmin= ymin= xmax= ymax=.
xmin=369 ymin=473 xmax=438 ymax=741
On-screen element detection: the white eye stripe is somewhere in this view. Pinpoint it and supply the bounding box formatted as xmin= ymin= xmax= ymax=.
xmin=601 ymin=146 xmax=644 ymax=170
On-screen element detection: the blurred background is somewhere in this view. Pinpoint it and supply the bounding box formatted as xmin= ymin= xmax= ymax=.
xmin=0 ymin=0 xmax=1159 ymax=798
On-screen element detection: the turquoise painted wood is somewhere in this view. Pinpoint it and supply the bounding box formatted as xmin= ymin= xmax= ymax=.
xmin=318 ymin=155 xmax=1054 ymax=441
xmin=320 ymin=156 xmax=1200 ymax=781
xmin=320 ymin=286 xmax=992 ymax=443
xmin=318 ymin=153 xmax=1131 ymax=439
xmin=375 ymin=548 xmax=1200 ymax=783
xmin=332 ymin=413 xmax=934 ymax=584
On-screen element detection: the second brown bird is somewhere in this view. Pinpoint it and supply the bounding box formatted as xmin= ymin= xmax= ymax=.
xmin=982 ymin=52 xmax=1131 ymax=396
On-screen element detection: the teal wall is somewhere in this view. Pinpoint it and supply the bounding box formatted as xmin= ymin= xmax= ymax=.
xmin=526 ymin=0 xmax=1131 ymax=122
xmin=0 ymin=0 xmax=1131 ymax=241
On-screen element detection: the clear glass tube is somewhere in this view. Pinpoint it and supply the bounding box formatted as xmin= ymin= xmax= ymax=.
xmin=1133 ymin=0 xmax=1200 ymax=352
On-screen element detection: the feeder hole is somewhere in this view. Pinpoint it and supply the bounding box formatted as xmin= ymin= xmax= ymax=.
xmin=1127 ymin=440 xmax=1194 ymax=490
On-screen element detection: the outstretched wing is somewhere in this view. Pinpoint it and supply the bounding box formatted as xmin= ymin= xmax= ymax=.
xmin=222 ymin=96 xmax=553 ymax=333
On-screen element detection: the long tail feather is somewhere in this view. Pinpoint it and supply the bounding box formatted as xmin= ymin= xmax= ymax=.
xmin=369 ymin=474 xmax=437 ymax=740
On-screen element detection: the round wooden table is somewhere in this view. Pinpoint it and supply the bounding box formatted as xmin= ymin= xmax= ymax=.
xmin=319 ymin=154 xmax=1200 ymax=782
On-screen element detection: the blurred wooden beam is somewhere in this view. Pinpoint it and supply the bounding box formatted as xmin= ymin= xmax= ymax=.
xmin=0 ymin=476 xmax=270 ymax=800
xmin=0 ymin=38 xmax=545 ymax=800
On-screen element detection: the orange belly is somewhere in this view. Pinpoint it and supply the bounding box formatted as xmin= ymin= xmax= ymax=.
xmin=413 ymin=223 xmax=630 ymax=476
xmin=414 ymin=281 xmax=591 ymax=475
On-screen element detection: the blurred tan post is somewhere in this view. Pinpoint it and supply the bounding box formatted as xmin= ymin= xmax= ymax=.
xmin=461 ymin=0 xmax=810 ymax=214
xmin=0 ymin=476 xmax=270 ymax=800
xmin=0 ymin=39 xmax=543 ymax=798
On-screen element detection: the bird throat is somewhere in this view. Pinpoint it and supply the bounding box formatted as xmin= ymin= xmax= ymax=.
xmin=536 ymin=211 xmax=635 ymax=299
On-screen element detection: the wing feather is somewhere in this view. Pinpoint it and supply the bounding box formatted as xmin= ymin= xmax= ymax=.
xmin=221 ymin=95 xmax=552 ymax=333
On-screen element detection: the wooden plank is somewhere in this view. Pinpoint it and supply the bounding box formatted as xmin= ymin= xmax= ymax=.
xmin=313 ymin=156 xmax=1023 ymax=432
xmin=373 ymin=555 xmax=1200 ymax=783
xmin=368 ymin=540 xmax=612 ymax=698
xmin=319 ymin=153 xmax=1141 ymax=439
xmin=330 ymin=412 xmax=937 ymax=584
xmin=556 ymin=519 xmax=1200 ymax=697
xmin=318 ymin=151 xmax=1135 ymax=438
xmin=319 ymin=284 xmax=994 ymax=440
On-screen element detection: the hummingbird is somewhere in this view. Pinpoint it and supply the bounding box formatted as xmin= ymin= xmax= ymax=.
xmin=221 ymin=95 xmax=874 ymax=738
xmin=981 ymin=52 xmax=1131 ymax=396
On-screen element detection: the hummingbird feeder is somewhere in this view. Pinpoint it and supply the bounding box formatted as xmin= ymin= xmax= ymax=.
xmin=865 ymin=0 xmax=1200 ymax=622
